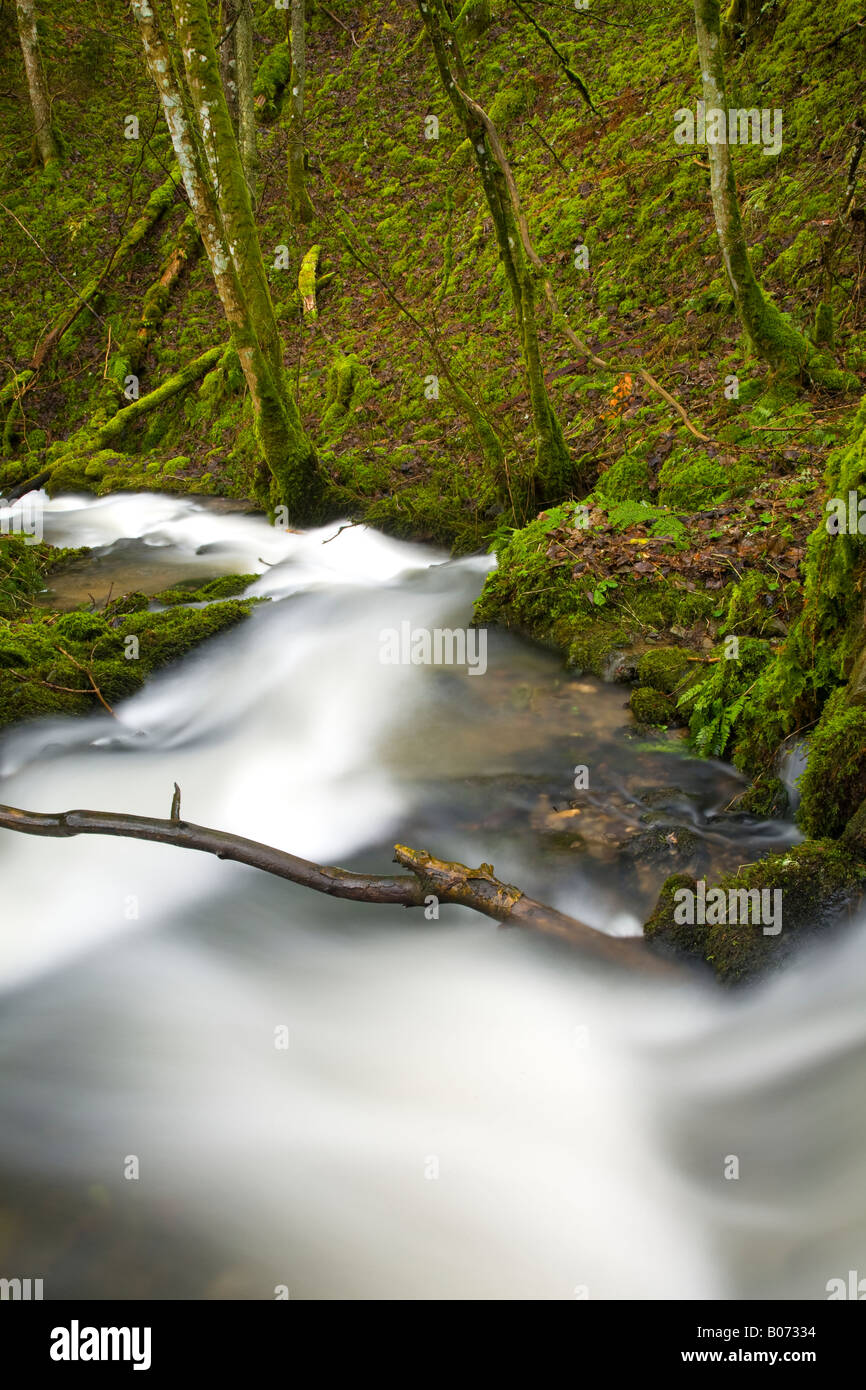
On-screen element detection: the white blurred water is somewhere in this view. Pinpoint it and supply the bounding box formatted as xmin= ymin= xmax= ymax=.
xmin=0 ymin=492 xmax=863 ymax=1300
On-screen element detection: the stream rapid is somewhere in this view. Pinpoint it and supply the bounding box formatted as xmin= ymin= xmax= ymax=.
xmin=0 ymin=492 xmax=863 ymax=1299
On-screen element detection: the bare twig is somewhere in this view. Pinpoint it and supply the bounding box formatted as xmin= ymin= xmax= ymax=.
xmin=55 ymin=645 xmax=116 ymax=717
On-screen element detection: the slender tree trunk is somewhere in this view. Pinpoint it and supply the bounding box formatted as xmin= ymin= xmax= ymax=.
xmin=287 ymin=0 xmax=315 ymax=226
xmin=218 ymin=0 xmax=239 ymax=126
xmin=220 ymin=0 xmax=259 ymax=198
xmin=459 ymin=0 xmax=491 ymax=41
xmin=724 ymin=0 xmax=762 ymax=34
xmin=131 ymin=0 xmax=321 ymax=516
xmin=417 ymin=0 xmax=572 ymax=497
xmin=15 ymin=0 xmax=61 ymax=169
xmin=235 ymin=0 xmax=259 ymax=199
xmin=693 ymin=0 xmax=849 ymax=388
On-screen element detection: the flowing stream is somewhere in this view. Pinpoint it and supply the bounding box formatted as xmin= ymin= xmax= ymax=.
xmin=0 ymin=492 xmax=864 ymax=1300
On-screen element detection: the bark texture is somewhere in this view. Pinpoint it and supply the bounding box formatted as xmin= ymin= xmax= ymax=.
xmin=130 ymin=0 xmax=321 ymax=516
xmin=287 ymin=0 xmax=315 ymax=226
xmin=693 ymin=0 xmax=852 ymax=389
xmin=16 ymin=0 xmax=61 ymax=169
xmin=417 ymin=0 xmax=573 ymax=497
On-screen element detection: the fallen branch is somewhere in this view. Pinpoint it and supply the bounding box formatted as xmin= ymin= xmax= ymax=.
xmin=85 ymin=344 xmax=225 ymax=448
xmin=299 ymin=243 xmax=321 ymax=319
xmin=0 ymin=802 xmax=672 ymax=974
xmin=28 ymin=172 xmax=183 ymax=374
xmin=92 ymin=212 xmax=202 ymax=420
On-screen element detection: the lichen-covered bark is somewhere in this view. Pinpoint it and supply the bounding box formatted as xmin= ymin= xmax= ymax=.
xmin=220 ymin=0 xmax=259 ymax=198
xmin=15 ymin=0 xmax=61 ymax=169
xmin=298 ymin=243 xmax=320 ymax=317
xmin=417 ymin=0 xmax=572 ymax=497
xmin=171 ymin=0 xmax=283 ymax=378
xmin=287 ymin=0 xmax=315 ymax=226
xmin=693 ymin=0 xmax=852 ymax=389
xmin=218 ymin=0 xmax=239 ymax=127
xmin=235 ymin=0 xmax=259 ymax=199
xmin=131 ymin=0 xmax=321 ymax=516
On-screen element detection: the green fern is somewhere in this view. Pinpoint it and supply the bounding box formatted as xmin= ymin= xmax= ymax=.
xmin=605 ymin=500 xmax=687 ymax=545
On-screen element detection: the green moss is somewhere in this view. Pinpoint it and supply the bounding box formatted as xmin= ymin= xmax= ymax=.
xmin=53 ymin=611 xmax=107 ymax=642
xmin=637 ymin=646 xmax=691 ymax=693
xmin=732 ymin=776 xmax=789 ymax=818
xmin=1 ymin=536 xmax=46 ymax=616
xmin=0 ymin=597 xmax=258 ymax=730
xmin=797 ymin=693 xmax=866 ymax=838
xmin=813 ymin=301 xmax=835 ymax=349
xmin=564 ymin=618 xmax=627 ymax=677
xmin=298 ymin=245 xmax=321 ymax=319
xmin=152 ymin=574 xmax=258 ymax=605
xmin=842 ymin=797 xmax=866 ymax=857
xmin=476 ymin=504 xmax=720 ymax=675
xmin=253 ymin=41 xmax=292 ymax=124
xmin=630 ymin=687 xmax=674 ymax=726
xmin=644 ymin=842 xmax=866 ymax=983
xmin=318 ymin=352 xmax=377 ymax=443
xmin=725 ymin=570 xmax=787 ymax=636
xmin=594 ymin=452 xmax=651 ymax=503
xmin=657 ymin=451 xmax=729 ymax=510
xmin=733 ymin=397 xmax=866 ymax=773
xmin=488 ymin=84 xmax=531 ymax=125
xmin=364 ymin=467 xmax=499 ymax=553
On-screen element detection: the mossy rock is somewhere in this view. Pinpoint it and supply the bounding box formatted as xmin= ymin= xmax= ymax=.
xmin=657 ymin=451 xmax=729 ymax=510
xmin=797 ymin=694 xmax=866 ymax=838
xmin=644 ymin=842 xmax=866 ymax=984
xmin=637 ymin=646 xmax=691 ymax=693
xmin=566 ymin=620 xmax=629 ymax=678
xmin=594 ymin=452 xmax=652 ymax=504
xmin=0 ymin=598 xmax=259 ymax=730
xmin=730 ymin=776 xmax=789 ymax=819
xmin=152 ymin=574 xmax=258 ymax=606
xmin=476 ymin=505 xmax=719 ymax=677
xmin=630 ymin=687 xmax=674 ymax=726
